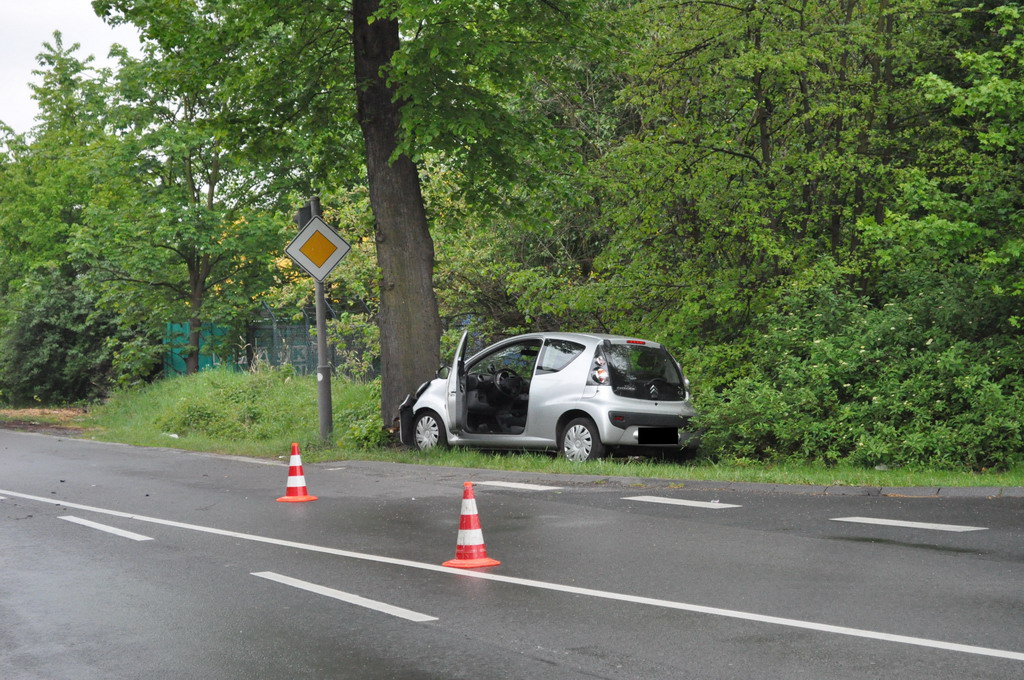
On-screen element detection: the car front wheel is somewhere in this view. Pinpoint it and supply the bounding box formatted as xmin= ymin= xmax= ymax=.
xmin=561 ymin=417 xmax=605 ymax=462
xmin=413 ymin=410 xmax=448 ymax=451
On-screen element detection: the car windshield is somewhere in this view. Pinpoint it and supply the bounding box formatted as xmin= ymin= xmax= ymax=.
xmin=603 ymin=342 xmax=685 ymax=401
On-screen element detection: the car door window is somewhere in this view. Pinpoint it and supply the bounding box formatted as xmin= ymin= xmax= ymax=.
xmin=536 ymin=339 xmax=586 ymax=373
xmin=469 ymin=340 xmax=542 ymax=377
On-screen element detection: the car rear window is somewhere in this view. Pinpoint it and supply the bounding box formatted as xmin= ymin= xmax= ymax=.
xmin=603 ymin=342 xmax=686 ymax=400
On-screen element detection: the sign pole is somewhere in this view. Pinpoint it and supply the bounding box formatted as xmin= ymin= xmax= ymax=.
xmin=309 ymin=197 xmax=333 ymax=443
xmin=291 ymin=197 xmax=346 ymax=444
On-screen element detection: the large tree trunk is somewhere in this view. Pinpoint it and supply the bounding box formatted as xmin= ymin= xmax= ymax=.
xmin=353 ymin=0 xmax=442 ymax=425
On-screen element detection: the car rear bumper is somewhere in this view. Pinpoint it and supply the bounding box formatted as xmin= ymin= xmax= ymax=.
xmin=603 ymin=411 xmax=700 ymax=449
xmin=607 ymin=411 xmax=692 ymax=429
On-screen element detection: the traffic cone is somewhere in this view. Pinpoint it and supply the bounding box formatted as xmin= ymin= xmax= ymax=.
xmin=277 ymin=443 xmax=318 ymax=503
xmin=443 ymin=482 xmax=500 ymax=569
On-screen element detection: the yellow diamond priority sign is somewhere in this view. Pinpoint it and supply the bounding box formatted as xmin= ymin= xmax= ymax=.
xmin=286 ymin=216 xmax=351 ymax=281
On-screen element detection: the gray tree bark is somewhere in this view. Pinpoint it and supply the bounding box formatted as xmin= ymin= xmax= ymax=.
xmin=353 ymin=0 xmax=442 ymax=426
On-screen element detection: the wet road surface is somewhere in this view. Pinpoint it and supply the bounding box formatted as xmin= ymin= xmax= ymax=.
xmin=2 ymin=430 xmax=1022 ymax=679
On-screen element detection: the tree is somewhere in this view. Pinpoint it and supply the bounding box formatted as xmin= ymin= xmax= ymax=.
xmin=916 ymin=2 xmax=1024 ymax=325
xmin=0 ymin=35 xmax=129 ymax=402
xmin=505 ymin=1 xmax=963 ymax=344
xmin=94 ymin=0 xmax=597 ymax=423
xmin=74 ymin=13 xmax=286 ymax=377
xmin=352 ymin=0 xmax=441 ymax=425
xmin=0 ymin=33 xmax=111 ymax=291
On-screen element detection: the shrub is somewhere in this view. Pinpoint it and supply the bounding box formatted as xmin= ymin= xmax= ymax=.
xmin=335 ymin=379 xmax=391 ymax=448
xmin=150 ymin=366 xmax=388 ymax=450
xmin=696 ymin=265 xmax=1023 ymax=471
xmin=0 ymin=270 xmax=127 ymax=405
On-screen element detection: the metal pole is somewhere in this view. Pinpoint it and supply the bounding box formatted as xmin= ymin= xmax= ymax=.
xmin=310 ymin=196 xmax=333 ymax=443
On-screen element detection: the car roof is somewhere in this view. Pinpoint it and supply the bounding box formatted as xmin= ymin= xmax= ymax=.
xmin=494 ymin=331 xmax=664 ymax=347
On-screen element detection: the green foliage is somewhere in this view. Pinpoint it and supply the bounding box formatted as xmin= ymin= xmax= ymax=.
xmin=3 ymin=0 xmax=1022 ymax=474
xmin=335 ymin=379 xmax=391 ymax=449
xmin=80 ymin=367 xmax=1023 ymax=486
xmin=697 ymin=264 xmax=1023 ymax=471
xmin=327 ymin=312 xmax=380 ymax=381
xmin=127 ymin=366 xmax=386 ymax=451
xmin=0 ymin=36 xmax=139 ymax=402
xmin=0 ymin=34 xmax=111 ymax=290
xmin=916 ymin=3 xmax=1024 ymax=324
xmin=386 ymin=0 xmax=597 ymax=193
xmin=440 ymin=0 xmax=1024 ymax=474
xmin=0 ymin=270 xmax=125 ymax=406
xmin=317 ymin=187 xmax=382 ymax=381
xmin=155 ymin=367 xmax=304 ymax=441
xmin=502 ymin=0 xmax=958 ymax=349
xmin=68 ymin=31 xmax=288 ymax=373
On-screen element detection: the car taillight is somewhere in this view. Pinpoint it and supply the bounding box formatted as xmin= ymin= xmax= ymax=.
xmin=589 ymin=353 xmax=609 ymax=385
xmin=627 ymin=339 xmax=646 ymax=345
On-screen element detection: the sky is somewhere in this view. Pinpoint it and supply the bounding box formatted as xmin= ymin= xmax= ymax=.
xmin=0 ymin=0 xmax=141 ymax=135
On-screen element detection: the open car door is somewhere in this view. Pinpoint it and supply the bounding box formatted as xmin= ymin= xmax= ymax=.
xmin=446 ymin=330 xmax=469 ymax=434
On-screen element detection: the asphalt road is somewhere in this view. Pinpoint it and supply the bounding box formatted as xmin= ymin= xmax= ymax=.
xmin=1 ymin=430 xmax=1022 ymax=679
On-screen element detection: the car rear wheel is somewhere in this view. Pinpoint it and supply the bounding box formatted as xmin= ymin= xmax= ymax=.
xmin=561 ymin=417 xmax=605 ymax=462
xmin=414 ymin=410 xmax=448 ymax=451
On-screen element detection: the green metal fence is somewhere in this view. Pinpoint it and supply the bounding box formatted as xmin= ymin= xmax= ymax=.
xmin=163 ymin=308 xmax=351 ymax=378
xmin=163 ymin=323 xmax=230 ymax=376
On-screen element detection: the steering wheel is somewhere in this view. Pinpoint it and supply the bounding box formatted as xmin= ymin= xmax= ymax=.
xmin=493 ymin=368 xmax=520 ymax=397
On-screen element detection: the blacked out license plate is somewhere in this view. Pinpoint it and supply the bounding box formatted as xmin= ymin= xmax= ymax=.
xmin=638 ymin=427 xmax=678 ymax=445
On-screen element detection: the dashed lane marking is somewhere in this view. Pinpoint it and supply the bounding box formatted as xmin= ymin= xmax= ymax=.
xmin=60 ymin=515 xmax=154 ymax=541
xmin=253 ymin=571 xmax=437 ymax=622
xmin=2 ymin=488 xmax=1020 ymax=662
xmin=623 ymin=495 xmax=741 ymax=509
xmin=475 ymin=481 xmax=563 ymax=491
xmin=831 ymin=517 xmax=988 ymax=533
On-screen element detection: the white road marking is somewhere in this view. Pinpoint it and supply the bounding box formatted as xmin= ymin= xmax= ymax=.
xmin=623 ymin=495 xmax=741 ymax=509
xmin=475 ymin=481 xmax=562 ymax=491
xmin=831 ymin=517 xmax=988 ymax=533
xmin=3 ymin=488 xmax=1020 ymax=662
xmin=253 ymin=571 xmax=437 ymax=622
xmin=60 ymin=515 xmax=154 ymax=541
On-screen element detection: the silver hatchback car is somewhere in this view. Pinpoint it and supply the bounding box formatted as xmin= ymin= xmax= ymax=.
xmin=399 ymin=331 xmax=698 ymax=461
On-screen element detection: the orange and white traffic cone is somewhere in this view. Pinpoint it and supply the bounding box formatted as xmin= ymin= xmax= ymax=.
xmin=442 ymin=482 xmax=500 ymax=569
xmin=276 ymin=443 xmax=318 ymax=503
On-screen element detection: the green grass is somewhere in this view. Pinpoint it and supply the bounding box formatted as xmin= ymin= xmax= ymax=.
xmin=350 ymin=450 xmax=1023 ymax=488
xmin=81 ymin=366 xmax=378 ymax=460
xmin=44 ymin=367 xmax=1023 ymax=488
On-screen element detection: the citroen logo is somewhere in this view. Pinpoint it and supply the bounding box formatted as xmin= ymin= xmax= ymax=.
xmin=649 ymin=384 xmax=660 ymax=399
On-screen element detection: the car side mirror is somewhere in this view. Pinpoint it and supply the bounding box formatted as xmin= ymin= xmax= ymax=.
xmin=436 ymin=366 xmax=450 ymax=379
